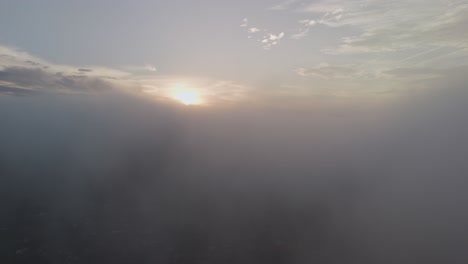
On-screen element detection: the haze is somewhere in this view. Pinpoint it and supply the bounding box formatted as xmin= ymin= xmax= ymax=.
xmin=1 ymin=1 xmax=468 ymax=263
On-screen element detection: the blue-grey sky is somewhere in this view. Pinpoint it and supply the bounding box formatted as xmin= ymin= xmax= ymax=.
xmin=1 ymin=0 xmax=467 ymax=106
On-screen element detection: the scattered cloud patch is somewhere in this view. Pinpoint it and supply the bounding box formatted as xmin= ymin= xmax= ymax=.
xmin=261 ymin=32 xmax=285 ymax=50
xmin=240 ymin=18 xmax=248 ymax=27
xmin=269 ymin=32 xmax=285 ymax=41
xmin=240 ymin=18 xmax=286 ymax=50
xmin=145 ymin=64 xmax=157 ymax=72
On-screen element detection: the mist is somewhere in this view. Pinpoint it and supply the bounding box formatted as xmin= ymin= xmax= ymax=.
xmin=1 ymin=0 xmax=468 ymax=261
xmin=1 ymin=67 xmax=468 ymax=264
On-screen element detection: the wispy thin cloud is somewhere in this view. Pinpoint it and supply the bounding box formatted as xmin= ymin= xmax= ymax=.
xmin=383 ymin=67 xmax=444 ymax=80
xmin=240 ymin=18 xmax=248 ymax=27
xmin=291 ymin=28 xmax=310 ymax=40
xmin=269 ymin=0 xmax=298 ymax=11
xmin=145 ymin=64 xmax=157 ymax=72
xmin=295 ymin=64 xmax=358 ymax=79
xmin=300 ymin=0 xmax=468 ymax=54
xmin=299 ymin=19 xmax=317 ymax=26
xmin=291 ymin=19 xmax=317 ymax=39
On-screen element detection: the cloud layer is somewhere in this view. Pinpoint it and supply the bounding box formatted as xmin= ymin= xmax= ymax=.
xmin=0 ymin=46 xmax=250 ymax=105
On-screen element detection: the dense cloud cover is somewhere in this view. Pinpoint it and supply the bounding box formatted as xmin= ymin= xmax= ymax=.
xmin=1 ymin=68 xmax=468 ymax=264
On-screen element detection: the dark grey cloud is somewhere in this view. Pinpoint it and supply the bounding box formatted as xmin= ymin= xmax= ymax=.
xmin=0 ymin=84 xmax=35 ymax=96
xmin=24 ymin=60 xmax=42 ymax=67
xmin=0 ymin=66 xmax=117 ymax=93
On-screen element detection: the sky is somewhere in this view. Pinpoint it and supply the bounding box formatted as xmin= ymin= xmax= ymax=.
xmin=1 ymin=0 xmax=467 ymax=106
xmin=1 ymin=1 xmax=468 ymax=263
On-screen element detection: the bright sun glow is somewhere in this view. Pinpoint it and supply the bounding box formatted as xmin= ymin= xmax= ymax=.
xmin=171 ymin=85 xmax=203 ymax=105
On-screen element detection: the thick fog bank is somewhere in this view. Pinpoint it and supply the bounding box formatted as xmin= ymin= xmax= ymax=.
xmin=1 ymin=86 xmax=468 ymax=263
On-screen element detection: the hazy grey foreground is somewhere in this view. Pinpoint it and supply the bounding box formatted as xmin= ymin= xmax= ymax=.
xmin=1 ymin=82 xmax=468 ymax=263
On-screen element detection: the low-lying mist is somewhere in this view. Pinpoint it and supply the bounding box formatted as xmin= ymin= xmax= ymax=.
xmin=1 ymin=81 xmax=468 ymax=263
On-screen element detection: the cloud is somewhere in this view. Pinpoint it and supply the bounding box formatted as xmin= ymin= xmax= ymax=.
xmin=248 ymin=27 xmax=261 ymax=33
xmin=144 ymin=64 xmax=157 ymax=72
xmin=331 ymin=8 xmax=344 ymax=15
xmin=239 ymin=13 xmax=290 ymax=50
xmin=291 ymin=28 xmax=310 ymax=40
xmin=0 ymin=66 xmax=119 ymax=95
xmin=0 ymin=46 xmax=129 ymax=79
xmin=269 ymin=0 xmax=298 ymax=10
xmin=302 ymin=1 xmax=344 ymax=13
xmin=300 ymin=19 xmax=317 ymax=26
xmin=243 ymin=23 xmax=285 ymax=49
xmin=122 ymin=64 xmax=158 ymax=74
xmin=260 ymin=32 xmax=285 ymax=50
xmin=0 ymin=83 xmax=36 ymax=96
xmin=269 ymin=32 xmax=285 ymax=41
xmin=0 ymin=46 xmax=250 ymax=103
xmin=295 ymin=64 xmax=358 ymax=79
xmin=291 ymin=19 xmax=317 ymax=40
xmin=240 ymin=18 xmax=248 ymax=27
xmin=301 ymin=0 xmax=468 ymax=54
xmin=384 ymin=67 xmax=445 ymax=80
xmin=0 ymin=47 xmax=130 ymax=95
xmin=241 ymin=20 xmax=284 ymax=50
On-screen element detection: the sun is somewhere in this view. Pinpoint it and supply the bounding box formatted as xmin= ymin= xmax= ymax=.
xmin=170 ymin=85 xmax=203 ymax=105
